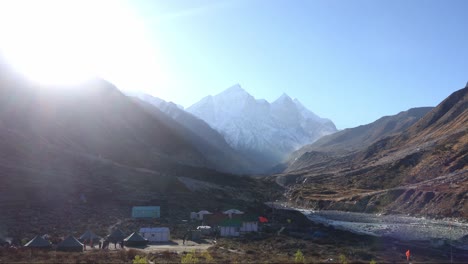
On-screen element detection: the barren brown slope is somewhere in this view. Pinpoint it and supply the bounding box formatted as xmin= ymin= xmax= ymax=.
xmin=287 ymin=107 xmax=432 ymax=163
xmin=277 ymin=86 xmax=468 ymax=217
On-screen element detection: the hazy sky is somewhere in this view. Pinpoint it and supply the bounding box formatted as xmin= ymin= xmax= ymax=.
xmin=1 ymin=0 xmax=466 ymax=129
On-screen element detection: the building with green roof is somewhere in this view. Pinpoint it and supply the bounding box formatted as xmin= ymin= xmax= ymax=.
xmin=132 ymin=206 xmax=160 ymax=218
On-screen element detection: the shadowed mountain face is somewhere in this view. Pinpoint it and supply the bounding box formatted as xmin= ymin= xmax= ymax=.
xmin=128 ymin=94 xmax=259 ymax=174
xmin=276 ymin=86 xmax=468 ymax=218
xmin=0 ymin=56 xmax=273 ymax=239
xmin=0 ymin=77 xmax=206 ymax=170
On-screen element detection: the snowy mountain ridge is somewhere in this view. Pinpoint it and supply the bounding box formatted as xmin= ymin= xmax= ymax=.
xmin=187 ymin=84 xmax=337 ymax=169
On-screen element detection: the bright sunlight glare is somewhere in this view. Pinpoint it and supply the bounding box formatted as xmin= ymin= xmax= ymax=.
xmin=0 ymin=0 xmax=163 ymax=88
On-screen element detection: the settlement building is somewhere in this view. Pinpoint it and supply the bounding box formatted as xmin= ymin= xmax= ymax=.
xmin=132 ymin=206 xmax=160 ymax=218
xmin=219 ymin=218 xmax=242 ymax=237
xmin=240 ymin=215 xmax=258 ymax=233
xmin=139 ymin=227 xmax=170 ymax=242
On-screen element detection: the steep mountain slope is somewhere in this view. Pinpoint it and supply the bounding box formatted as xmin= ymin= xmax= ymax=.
xmin=285 ymin=107 xmax=433 ymax=171
xmin=293 ymin=107 xmax=432 ymax=154
xmin=0 ymin=56 xmax=274 ymax=239
xmin=187 ymin=84 xmax=337 ymax=170
xmin=0 ymin=79 xmax=206 ymax=170
xmin=276 ymin=86 xmax=468 ymax=217
xmin=128 ymin=93 xmax=258 ymax=174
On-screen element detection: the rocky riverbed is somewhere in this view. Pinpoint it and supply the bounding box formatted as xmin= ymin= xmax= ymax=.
xmin=300 ymin=209 xmax=468 ymax=242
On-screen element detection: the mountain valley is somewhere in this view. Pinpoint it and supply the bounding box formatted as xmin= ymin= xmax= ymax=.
xmin=274 ymin=86 xmax=468 ymax=218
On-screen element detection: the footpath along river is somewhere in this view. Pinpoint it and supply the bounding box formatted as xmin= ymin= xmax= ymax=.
xmin=298 ymin=209 xmax=468 ymax=242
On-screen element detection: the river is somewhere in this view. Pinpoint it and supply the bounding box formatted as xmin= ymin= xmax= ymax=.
xmin=299 ymin=209 xmax=468 ymax=242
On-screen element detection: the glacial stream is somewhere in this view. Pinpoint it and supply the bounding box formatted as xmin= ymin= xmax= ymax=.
xmin=300 ymin=209 xmax=468 ymax=242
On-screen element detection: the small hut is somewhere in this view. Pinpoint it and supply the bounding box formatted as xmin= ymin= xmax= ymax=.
xmin=123 ymin=232 xmax=148 ymax=247
xmin=24 ymin=236 xmax=51 ymax=249
xmin=131 ymin=206 xmax=160 ymax=218
xmin=79 ymin=230 xmax=101 ymax=244
xmin=240 ymin=214 xmax=259 ymax=233
xmin=139 ymin=227 xmax=170 ymax=242
xmin=219 ymin=218 xmax=242 ymax=237
xmin=57 ymin=235 xmax=84 ymax=252
xmin=107 ymin=229 xmax=126 ymax=243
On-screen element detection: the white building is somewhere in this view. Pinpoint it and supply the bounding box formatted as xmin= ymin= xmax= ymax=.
xmin=220 ymin=226 xmax=240 ymax=237
xmin=240 ymin=221 xmax=258 ymax=232
xmin=139 ymin=227 xmax=170 ymax=242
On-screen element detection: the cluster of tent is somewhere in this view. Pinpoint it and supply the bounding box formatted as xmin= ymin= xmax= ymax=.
xmin=20 ymin=229 xmax=150 ymax=252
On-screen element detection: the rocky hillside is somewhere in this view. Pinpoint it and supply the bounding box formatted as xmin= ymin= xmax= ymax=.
xmin=275 ymin=86 xmax=468 ymax=218
xmin=187 ymin=84 xmax=337 ymax=170
xmin=288 ymin=107 xmax=433 ymax=159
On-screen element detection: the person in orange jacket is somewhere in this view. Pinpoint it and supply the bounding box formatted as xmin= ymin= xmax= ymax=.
xmin=406 ymin=249 xmax=410 ymax=261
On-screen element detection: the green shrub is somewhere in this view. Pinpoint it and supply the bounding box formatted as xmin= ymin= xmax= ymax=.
xmin=133 ymin=255 xmax=147 ymax=264
xmin=201 ymin=251 xmax=214 ymax=263
xmin=294 ymin=249 xmax=305 ymax=263
xmin=369 ymin=260 xmax=377 ymax=264
xmin=339 ymin=254 xmax=348 ymax=264
xmin=181 ymin=250 xmax=199 ymax=264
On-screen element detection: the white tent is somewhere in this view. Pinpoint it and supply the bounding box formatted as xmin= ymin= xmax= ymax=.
xmin=139 ymin=227 xmax=170 ymax=242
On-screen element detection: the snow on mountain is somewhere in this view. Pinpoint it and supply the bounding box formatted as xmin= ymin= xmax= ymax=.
xmin=187 ymin=84 xmax=337 ymax=169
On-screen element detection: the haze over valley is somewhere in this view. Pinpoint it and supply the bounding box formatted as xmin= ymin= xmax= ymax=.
xmin=0 ymin=0 xmax=467 ymax=263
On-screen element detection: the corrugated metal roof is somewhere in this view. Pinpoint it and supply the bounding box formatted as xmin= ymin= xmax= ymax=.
xmin=139 ymin=227 xmax=169 ymax=233
xmin=219 ymin=218 xmax=242 ymax=227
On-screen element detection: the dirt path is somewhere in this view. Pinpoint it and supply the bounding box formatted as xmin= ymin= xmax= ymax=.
xmin=139 ymin=240 xmax=212 ymax=253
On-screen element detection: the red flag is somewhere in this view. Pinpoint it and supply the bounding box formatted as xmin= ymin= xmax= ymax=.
xmin=259 ymin=216 xmax=268 ymax=223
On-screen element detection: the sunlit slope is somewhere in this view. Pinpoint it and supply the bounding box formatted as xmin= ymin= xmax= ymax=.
xmin=288 ymin=107 xmax=433 ymax=160
xmin=276 ymin=86 xmax=468 ymax=217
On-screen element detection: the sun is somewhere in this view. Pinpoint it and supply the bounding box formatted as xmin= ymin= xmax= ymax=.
xmin=0 ymin=0 xmax=162 ymax=88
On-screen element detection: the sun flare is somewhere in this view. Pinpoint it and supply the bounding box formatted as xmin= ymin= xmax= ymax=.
xmin=0 ymin=0 xmax=161 ymax=88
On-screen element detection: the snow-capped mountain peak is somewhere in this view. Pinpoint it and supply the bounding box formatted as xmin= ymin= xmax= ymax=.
xmin=273 ymin=93 xmax=293 ymax=104
xmin=220 ymin=83 xmax=246 ymax=95
xmin=187 ymin=84 xmax=337 ymax=169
